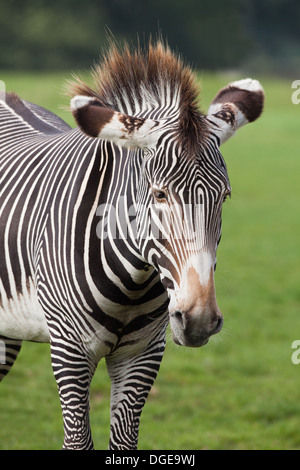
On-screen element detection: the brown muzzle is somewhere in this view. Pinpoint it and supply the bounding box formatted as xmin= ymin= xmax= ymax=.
xmin=169 ymin=266 xmax=223 ymax=347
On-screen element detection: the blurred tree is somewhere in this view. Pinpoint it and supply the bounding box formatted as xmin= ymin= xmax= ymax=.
xmin=0 ymin=0 xmax=107 ymax=69
xmin=101 ymin=0 xmax=252 ymax=69
xmin=243 ymin=0 xmax=300 ymax=74
xmin=0 ymin=0 xmax=299 ymax=73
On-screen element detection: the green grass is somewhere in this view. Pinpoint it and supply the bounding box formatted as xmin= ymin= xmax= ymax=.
xmin=0 ymin=70 xmax=299 ymax=450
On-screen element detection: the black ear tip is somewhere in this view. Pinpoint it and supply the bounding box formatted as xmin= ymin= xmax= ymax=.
xmin=211 ymin=78 xmax=264 ymax=124
xmin=227 ymin=78 xmax=265 ymax=122
xmin=70 ymin=95 xmax=115 ymax=138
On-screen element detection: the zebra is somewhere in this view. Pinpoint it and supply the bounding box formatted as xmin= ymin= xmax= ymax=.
xmin=0 ymin=41 xmax=264 ymax=450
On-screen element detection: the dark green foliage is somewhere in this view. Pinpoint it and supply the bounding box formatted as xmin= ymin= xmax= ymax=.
xmin=0 ymin=0 xmax=299 ymax=73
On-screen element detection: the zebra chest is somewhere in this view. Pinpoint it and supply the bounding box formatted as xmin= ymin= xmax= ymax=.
xmin=0 ymin=277 xmax=50 ymax=342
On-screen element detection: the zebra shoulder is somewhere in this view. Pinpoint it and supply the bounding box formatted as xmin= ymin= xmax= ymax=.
xmin=0 ymin=91 xmax=71 ymax=135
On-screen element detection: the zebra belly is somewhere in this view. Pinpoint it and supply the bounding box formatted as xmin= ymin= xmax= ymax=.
xmin=0 ymin=278 xmax=50 ymax=342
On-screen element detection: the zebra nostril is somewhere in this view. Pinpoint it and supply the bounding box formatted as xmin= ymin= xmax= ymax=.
xmin=171 ymin=310 xmax=187 ymax=330
xmin=212 ymin=315 xmax=223 ymax=335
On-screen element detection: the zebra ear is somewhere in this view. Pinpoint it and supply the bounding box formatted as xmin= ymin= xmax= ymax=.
xmin=70 ymin=96 xmax=164 ymax=148
xmin=207 ymin=78 xmax=264 ymax=145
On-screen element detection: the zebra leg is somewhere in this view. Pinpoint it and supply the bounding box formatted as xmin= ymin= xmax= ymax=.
xmin=0 ymin=336 xmax=22 ymax=382
xmin=106 ymin=330 xmax=166 ymax=450
xmin=50 ymin=340 xmax=97 ymax=450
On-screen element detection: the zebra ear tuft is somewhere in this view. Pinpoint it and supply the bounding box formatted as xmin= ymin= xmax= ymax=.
xmin=70 ymin=95 xmax=165 ymax=148
xmin=207 ymin=78 xmax=264 ymax=145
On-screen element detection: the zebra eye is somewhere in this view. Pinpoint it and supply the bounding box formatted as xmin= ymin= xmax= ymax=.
xmin=152 ymin=188 xmax=168 ymax=202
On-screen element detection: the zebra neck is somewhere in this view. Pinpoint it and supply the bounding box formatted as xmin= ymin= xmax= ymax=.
xmin=85 ymin=141 xmax=158 ymax=292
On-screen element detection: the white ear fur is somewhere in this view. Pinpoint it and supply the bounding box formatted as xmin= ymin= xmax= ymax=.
xmin=71 ymin=95 xmax=166 ymax=148
xmin=71 ymin=95 xmax=94 ymax=110
xmin=207 ymin=78 xmax=264 ymax=145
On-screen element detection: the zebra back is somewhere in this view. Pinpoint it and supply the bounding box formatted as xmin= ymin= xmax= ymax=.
xmin=0 ymin=91 xmax=71 ymax=136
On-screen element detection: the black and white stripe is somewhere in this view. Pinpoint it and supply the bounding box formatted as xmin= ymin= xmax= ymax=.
xmin=0 ymin=42 xmax=264 ymax=449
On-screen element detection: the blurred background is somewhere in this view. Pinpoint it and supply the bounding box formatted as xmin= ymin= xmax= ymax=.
xmin=0 ymin=0 xmax=300 ymax=451
xmin=0 ymin=0 xmax=300 ymax=76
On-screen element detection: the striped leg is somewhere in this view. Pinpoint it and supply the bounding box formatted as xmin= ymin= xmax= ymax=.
xmin=106 ymin=330 xmax=166 ymax=450
xmin=0 ymin=336 xmax=22 ymax=382
xmin=50 ymin=340 xmax=97 ymax=450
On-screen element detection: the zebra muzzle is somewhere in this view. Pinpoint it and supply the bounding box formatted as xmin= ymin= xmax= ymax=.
xmin=170 ymin=307 xmax=223 ymax=347
xmin=168 ymin=263 xmax=223 ymax=347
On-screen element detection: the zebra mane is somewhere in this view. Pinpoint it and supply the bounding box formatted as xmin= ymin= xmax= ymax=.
xmin=67 ymin=40 xmax=207 ymax=152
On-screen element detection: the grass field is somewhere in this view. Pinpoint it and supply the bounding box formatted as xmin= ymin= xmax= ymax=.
xmin=0 ymin=70 xmax=299 ymax=450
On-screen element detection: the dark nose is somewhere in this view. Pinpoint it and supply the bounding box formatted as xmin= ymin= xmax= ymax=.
xmin=169 ymin=265 xmax=223 ymax=347
xmin=170 ymin=308 xmax=223 ymax=347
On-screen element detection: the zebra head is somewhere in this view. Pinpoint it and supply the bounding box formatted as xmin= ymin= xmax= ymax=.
xmin=70 ymin=44 xmax=264 ymax=348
